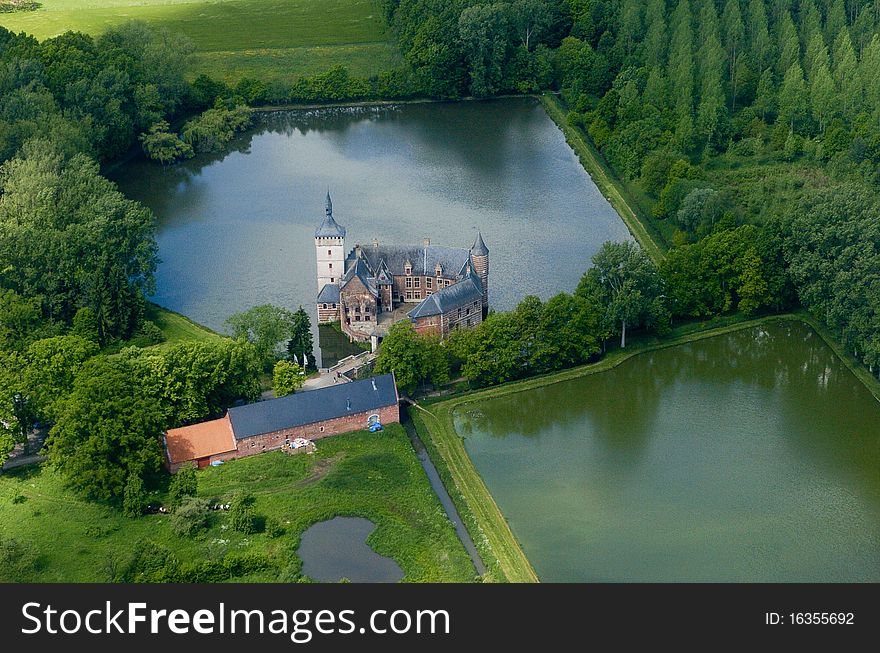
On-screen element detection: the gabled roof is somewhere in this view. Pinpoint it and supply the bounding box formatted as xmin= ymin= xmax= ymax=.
xmin=317 ymin=283 xmax=340 ymax=303
xmin=341 ymin=258 xmax=378 ymax=297
xmin=407 ymin=273 xmax=483 ymax=319
xmin=228 ymin=374 xmax=399 ymax=439
xmin=353 ymin=244 xmax=471 ymax=279
xmin=165 ymin=415 xmax=236 ymax=464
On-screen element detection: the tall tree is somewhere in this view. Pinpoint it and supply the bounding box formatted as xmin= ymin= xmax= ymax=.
xmin=576 ymin=241 xmax=669 ymax=349
xmin=47 ymin=357 xmax=165 ymax=502
xmin=670 ymin=0 xmax=696 ymax=149
xmin=832 ymin=28 xmax=863 ymax=121
xmin=778 ymin=61 xmax=809 ymax=131
xmin=642 ymin=0 xmax=668 ymax=67
xmin=747 ymin=0 xmax=773 ymax=70
xmin=810 ymin=61 xmax=837 ymax=132
xmin=722 ymin=0 xmax=745 ymax=109
xmin=286 ymin=306 xmax=316 ymax=370
xmin=225 ymin=304 xmax=297 ymax=370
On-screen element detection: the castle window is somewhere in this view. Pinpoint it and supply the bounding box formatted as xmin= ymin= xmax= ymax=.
xmin=328 ymin=249 xmax=332 ymax=256
xmin=322 ymin=303 xmax=328 ymax=309
xmin=332 ymin=303 xmax=337 ymax=308
xmin=466 ymin=308 xmax=471 ymax=315
xmin=414 ymin=292 xmax=421 ymax=299
xmin=406 ymin=291 xmax=412 ymax=300
xmin=405 ymin=278 xmax=412 ymax=288
xmin=426 ymin=277 xmax=432 ymax=289
xmin=457 ymin=308 xmax=462 ymax=318
xmin=426 ymin=291 xmax=432 ymax=296
xmin=365 ymin=315 xmax=371 ymax=321
xmin=330 ymin=277 xmax=335 ymax=283
xmin=414 ymin=278 xmax=420 ymax=288
xmin=328 ymin=263 xmax=332 ymax=269
xmin=405 ymin=265 xmax=412 ymax=275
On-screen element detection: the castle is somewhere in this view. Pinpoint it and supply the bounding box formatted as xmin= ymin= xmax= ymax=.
xmin=315 ymin=192 xmax=489 ymax=342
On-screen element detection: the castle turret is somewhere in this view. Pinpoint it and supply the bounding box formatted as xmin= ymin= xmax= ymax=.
xmin=471 ymin=231 xmax=489 ymax=316
xmin=315 ymin=191 xmax=346 ymax=293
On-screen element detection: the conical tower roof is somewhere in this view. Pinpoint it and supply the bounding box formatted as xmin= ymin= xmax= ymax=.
xmin=471 ymin=231 xmax=488 ymax=256
xmin=314 ymin=191 xmax=346 ymax=238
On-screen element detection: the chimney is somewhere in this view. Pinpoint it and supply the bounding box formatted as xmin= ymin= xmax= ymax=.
xmin=422 ymin=238 xmax=430 ymax=247
xmin=372 ymin=238 xmax=379 ymax=249
xmin=371 ymin=378 xmax=377 ymax=391
xmin=355 ymin=244 xmax=362 ymax=258
xmin=346 ymin=398 xmax=351 ymax=411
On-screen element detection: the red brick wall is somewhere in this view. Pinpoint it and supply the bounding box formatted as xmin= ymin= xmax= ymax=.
xmin=232 ymin=403 xmax=400 ymax=459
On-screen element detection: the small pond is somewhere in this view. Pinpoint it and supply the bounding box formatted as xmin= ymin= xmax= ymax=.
xmin=298 ymin=516 xmax=404 ymax=583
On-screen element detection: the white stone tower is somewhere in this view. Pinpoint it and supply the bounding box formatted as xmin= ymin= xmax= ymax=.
xmin=315 ymin=191 xmax=346 ymax=292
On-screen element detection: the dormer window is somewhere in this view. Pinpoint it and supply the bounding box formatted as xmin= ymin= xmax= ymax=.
xmin=405 ymin=265 xmax=412 ymax=275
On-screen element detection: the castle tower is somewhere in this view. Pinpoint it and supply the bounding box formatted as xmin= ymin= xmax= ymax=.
xmin=315 ymin=191 xmax=346 ymax=293
xmin=471 ymin=231 xmax=489 ymax=316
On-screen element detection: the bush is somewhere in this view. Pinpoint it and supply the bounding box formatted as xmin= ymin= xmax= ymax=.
xmin=171 ymin=497 xmax=211 ymax=537
xmin=122 ymin=473 xmax=148 ymax=518
xmin=168 ymin=465 xmax=197 ymax=509
xmin=0 ymin=536 xmax=38 ymax=582
xmin=230 ymin=492 xmax=258 ymax=534
xmin=264 ymin=517 xmax=285 ymax=538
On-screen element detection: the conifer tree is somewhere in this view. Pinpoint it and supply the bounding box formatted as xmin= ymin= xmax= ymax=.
xmin=825 ymin=0 xmax=848 ymax=43
xmin=804 ymin=29 xmax=830 ymax=82
xmin=753 ymin=67 xmax=777 ymax=121
xmin=747 ymin=0 xmax=773 ymax=70
xmin=860 ymin=34 xmax=880 ymax=124
xmin=643 ymin=0 xmax=668 ymax=68
xmin=670 ymin=0 xmax=696 ymax=149
xmin=776 ymin=11 xmax=801 ymax=75
xmin=778 ymin=61 xmax=808 ymax=131
xmin=833 ymin=28 xmax=863 ymax=121
xmin=722 ymin=0 xmax=745 ymax=109
xmin=810 ymin=61 xmax=837 ymax=132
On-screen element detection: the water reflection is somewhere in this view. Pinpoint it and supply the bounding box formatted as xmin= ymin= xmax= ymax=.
xmin=458 ymin=322 xmax=880 ymax=582
xmin=109 ymin=97 xmax=632 ymax=366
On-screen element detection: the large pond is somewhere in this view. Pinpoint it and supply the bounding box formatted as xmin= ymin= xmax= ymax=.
xmin=455 ymin=322 xmax=880 ymax=582
xmin=298 ymin=517 xmax=404 ymax=583
xmin=110 ymin=98 xmax=630 ymax=362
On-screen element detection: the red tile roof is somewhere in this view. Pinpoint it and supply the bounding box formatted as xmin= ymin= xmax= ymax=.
xmin=165 ymin=415 xmax=236 ymax=464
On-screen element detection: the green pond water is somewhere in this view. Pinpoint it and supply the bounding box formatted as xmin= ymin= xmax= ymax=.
xmin=455 ymin=322 xmax=880 ymax=582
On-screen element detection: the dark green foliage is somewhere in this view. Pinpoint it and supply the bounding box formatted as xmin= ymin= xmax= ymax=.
xmin=168 ymin=466 xmax=198 ymax=509
xmin=374 ymin=321 xmax=449 ymax=394
xmin=287 ymin=306 xmax=316 ymax=370
xmin=0 ymin=143 xmax=157 ymax=341
xmin=181 ymin=104 xmax=253 ymax=154
xmin=122 ymin=473 xmax=149 ymax=518
xmin=46 ymin=356 xmax=165 ymax=502
xmin=140 ymin=121 xmax=194 ymax=165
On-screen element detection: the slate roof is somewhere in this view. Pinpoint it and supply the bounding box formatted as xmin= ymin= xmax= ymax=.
xmin=317 ymin=283 xmax=340 ymax=303
xmin=314 ymin=192 xmax=346 ymax=238
xmin=407 ymin=272 xmax=484 ymax=318
xmin=341 ymin=258 xmax=378 ymax=296
xmin=350 ymin=244 xmax=472 ymax=279
xmin=472 ymin=232 xmax=489 ymax=256
xmin=227 ymin=374 xmax=399 ymax=440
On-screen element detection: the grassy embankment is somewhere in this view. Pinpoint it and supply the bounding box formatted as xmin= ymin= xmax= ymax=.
xmin=539 ymin=94 xmax=668 ymax=264
xmin=0 ymin=424 xmax=476 ymax=582
xmin=144 ymin=302 xmax=224 ymax=348
xmin=0 ymin=0 xmax=402 ymax=82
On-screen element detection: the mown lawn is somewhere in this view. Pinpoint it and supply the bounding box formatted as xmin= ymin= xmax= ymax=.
xmin=0 ymin=424 xmax=476 ymax=582
xmin=0 ymin=0 xmax=402 ymax=80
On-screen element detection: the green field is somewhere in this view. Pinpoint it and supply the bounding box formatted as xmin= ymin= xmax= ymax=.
xmin=145 ymin=303 xmax=225 ymax=348
xmin=0 ymin=424 xmax=476 ymax=582
xmin=0 ymin=0 xmax=402 ymax=81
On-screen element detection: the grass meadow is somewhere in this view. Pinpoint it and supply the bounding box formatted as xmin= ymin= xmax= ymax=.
xmin=0 ymin=0 xmax=402 ymax=81
xmin=0 ymin=424 xmax=476 ymax=582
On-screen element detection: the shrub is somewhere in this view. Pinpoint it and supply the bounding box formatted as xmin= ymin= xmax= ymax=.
xmin=168 ymin=465 xmax=197 ymax=509
xmin=264 ymin=517 xmax=284 ymax=538
xmin=0 ymin=536 xmax=38 ymax=582
xmin=171 ymin=497 xmax=211 ymax=537
xmin=230 ymin=492 xmax=258 ymax=534
xmin=122 ymin=473 xmax=148 ymax=518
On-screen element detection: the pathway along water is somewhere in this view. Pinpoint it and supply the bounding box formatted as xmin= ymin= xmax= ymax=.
xmin=401 ymin=411 xmax=487 ymax=577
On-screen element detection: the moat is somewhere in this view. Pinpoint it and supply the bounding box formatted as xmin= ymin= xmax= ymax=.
xmin=111 ymin=98 xmax=631 ymax=363
xmin=455 ymin=322 xmax=880 ymax=582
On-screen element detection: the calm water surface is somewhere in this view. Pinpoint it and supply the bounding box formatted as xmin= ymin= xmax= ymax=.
xmin=111 ymin=98 xmax=630 ymax=357
xmin=298 ymin=517 xmax=404 ymax=583
xmin=456 ymin=322 xmax=880 ymax=582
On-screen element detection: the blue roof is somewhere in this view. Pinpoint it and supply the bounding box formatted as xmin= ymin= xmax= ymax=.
xmin=228 ymin=374 xmax=398 ymax=440
xmin=472 ymin=232 xmax=489 ymax=256
xmin=407 ymin=273 xmax=483 ymax=318
xmin=315 ymin=192 xmax=346 ymax=238
xmin=317 ymin=283 xmax=340 ymax=303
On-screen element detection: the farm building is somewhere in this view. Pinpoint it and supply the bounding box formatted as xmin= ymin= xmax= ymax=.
xmin=164 ymin=373 xmax=400 ymax=472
